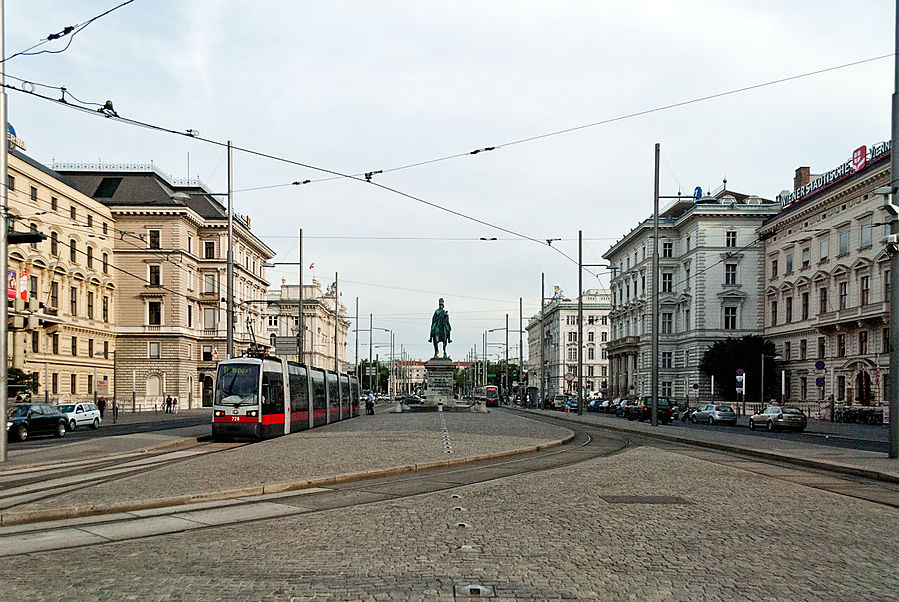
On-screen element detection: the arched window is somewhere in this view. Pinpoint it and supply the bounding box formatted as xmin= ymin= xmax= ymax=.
xmin=270 ymin=334 xmax=276 ymax=348
xmin=146 ymin=374 xmax=161 ymax=397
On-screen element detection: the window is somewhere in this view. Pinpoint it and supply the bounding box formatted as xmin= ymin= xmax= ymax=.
xmin=51 ymin=196 xmax=57 ymax=211
xmin=103 ymin=222 xmax=107 ymax=235
xmin=661 ymin=352 xmax=672 ymax=368
xmin=837 ymin=375 xmax=846 ymax=401
xmin=87 ymin=292 xmax=94 ymax=319
xmin=785 ymin=297 xmax=793 ymax=322
xmin=187 ymin=269 xmax=194 ymax=291
xmin=883 ymin=328 xmax=891 ymax=353
xmin=52 ymin=373 xmax=58 ymax=394
xmin=70 ymin=286 xmax=77 ymax=315
xmin=771 ymin=300 xmax=778 ymax=326
xmin=31 ymin=331 xmax=38 ymax=353
xmin=6 ymin=174 xmax=13 ymax=190
xmin=860 ymin=275 xmax=870 ymax=305
xmin=684 ymin=308 xmax=690 ymax=330
xmin=29 ymin=223 xmax=38 ymax=249
xmin=51 ymin=231 xmax=58 ymax=255
xmin=662 ymin=242 xmax=673 ymax=258
xmin=70 ymin=206 xmax=76 ymax=220
xmin=860 ymin=223 xmax=871 ymax=248
xmin=187 ymin=304 xmax=193 ymax=328
xmin=102 ymin=252 xmax=108 ymax=274
xmin=601 ymin=331 xmax=607 ymax=342
xmin=725 ymin=264 xmax=737 ymax=285
xmin=29 ymin=275 xmax=37 ymax=299
xmin=725 ymin=231 xmax=737 ymax=247
xmin=684 ymin=267 xmax=690 ymax=289
xmin=87 ymin=214 xmax=93 ymax=228
xmin=587 ymin=347 xmax=595 ymax=360
xmin=52 ymin=333 xmax=59 ymax=355
xmin=801 ymin=292 xmax=809 ymax=320
xmin=802 ymin=247 xmax=810 ymax=268
xmin=50 ymin=281 xmax=58 ymax=309
xmin=771 ymin=259 xmax=778 ymax=278
xmin=662 ymin=272 xmax=672 ymax=293
xmin=103 ymin=341 xmax=109 ymax=358
xmin=724 ymin=306 xmax=737 ymax=330
xmin=148 ymin=301 xmax=162 ymax=325
xmin=799 ymin=339 xmax=807 ymax=360
xmin=149 ymin=342 xmax=160 ymax=359
xmin=148 ymin=265 xmax=161 ymax=286
xmin=661 ymin=381 xmax=673 ymax=397
xmin=818 ymin=337 xmax=826 ymax=359
xmin=87 ymin=246 xmax=93 ymax=269
xmin=839 ymin=282 xmax=848 ymax=309
xmin=601 ymin=316 xmax=607 ymax=326
xmin=785 ymin=253 xmax=793 ymax=274
xmin=587 ymin=331 xmax=594 ymax=342
xmin=661 ymin=312 xmax=673 ymax=334
xmin=203 ymin=273 xmax=217 ymax=293
xmin=839 ymin=231 xmax=849 ymax=255
xmin=203 ymin=345 xmax=213 ymax=361
xmin=88 ymin=339 xmax=94 ymax=357
xmin=148 ymin=229 xmax=161 ymax=249
xmin=859 ymin=330 xmax=868 ymax=355
xmin=29 ymin=185 xmax=37 ymax=201
xmin=820 ymin=287 xmax=828 ymax=313
xmin=800 ymin=377 xmax=807 ymax=401
xmin=837 ymin=334 xmax=846 ymax=357
xmin=71 ymin=336 xmax=78 ymax=357
xmin=820 ymin=238 xmax=829 ymax=261
xmin=71 ymin=374 xmax=76 ymax=394
xmin=187 ymin=236 xmax=193 ymax=254
xmin=70 ymin=239 xmax=77 ymax=263
xmin=567 ymin=347 xmax=576 ymax=361
xmin=784 ymin=341 xmax=791 ymax=360
xmin=204 ymin=308 xmax=217 ymax=330
xmin=204 ymin=241 xmax=215 ymax=259
xmin=886 ymin=270 xmax=891 ymax=302
xmin=102 ymin=296 xmax=109 ymax=322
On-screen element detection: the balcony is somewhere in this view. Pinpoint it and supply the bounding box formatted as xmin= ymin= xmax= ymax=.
xmin=606 ymin=335 xmax=640 ymax=353
xmin=816 ymin=301 xmax=888 ymax=330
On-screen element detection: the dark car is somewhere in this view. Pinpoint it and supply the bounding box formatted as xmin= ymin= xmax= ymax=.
xmin=616 ymin=398 xmax=637 ymax=417
xmin=7 ymin=403 xmax=69 ymax=442
xmin=626 ymin=397 xmax=675 ymax=423
xmin=566 ymin=399 xmax=579 ymax=412
xmin=586 ymin=399 xmax=604 ymax=412
xmin=402 ymin=394 xmax=423 ymax=405
xmin=749 ymin=406 xmax=808 ymax=432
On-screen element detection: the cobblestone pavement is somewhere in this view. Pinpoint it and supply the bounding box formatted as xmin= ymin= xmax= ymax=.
xmin=9 ymin=409 xmax=570 ymax=514
xmin=4 ymin=440 xmax=898 ymax=600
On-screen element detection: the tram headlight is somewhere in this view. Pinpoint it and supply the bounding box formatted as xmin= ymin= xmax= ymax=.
xmin=214 ymin=410 xmax=225 ymax=417
xmin=247 ymin=410 xmax=258 ymax=417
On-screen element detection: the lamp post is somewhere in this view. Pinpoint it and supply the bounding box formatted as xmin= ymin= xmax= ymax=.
xmin=759 ymin=353 xmax=783 ymax=414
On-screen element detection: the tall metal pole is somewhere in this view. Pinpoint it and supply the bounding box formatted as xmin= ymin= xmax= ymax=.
xmin=540 ymin=273 xmax=545 ymax=407
xmin=578 ymin=234 xmax=589 ymax=410
xmin=890 ymin=0 xmax=899 ymax=458
xmin=0 ymin=0 xmax=9 ymax=462
xmin=333 ymin=271 xmax=339 ymax=372
xmin=519 ymin=296 xmax=524 ymax=407
xmin=651 ymin=143 xmax=660 ymax=426
xmin=368 ymin=313 xmax=373 ymax=392
xmin=226 ymin=141 xmax=234 ymax=358
xmin=505 ymin=313 xmax=509 ymax=403
xmin=298 ymin=228 xmax=304 ymax=363
xmin=355 ymin=297 xmax=359 ymax=381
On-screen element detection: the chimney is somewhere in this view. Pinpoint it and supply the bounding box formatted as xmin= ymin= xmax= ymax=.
xmin=794 ymin=166 xmax=811 ymax=191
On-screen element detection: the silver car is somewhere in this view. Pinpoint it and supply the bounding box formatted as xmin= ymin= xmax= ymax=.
xmin=749 ymin=406 xmax=807 ymax=432
xmin=690 ymin=403 xmax=737 ymax=425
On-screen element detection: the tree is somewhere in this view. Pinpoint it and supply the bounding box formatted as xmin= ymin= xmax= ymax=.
xmin=699 ymin=335 xmax=777 ymax=402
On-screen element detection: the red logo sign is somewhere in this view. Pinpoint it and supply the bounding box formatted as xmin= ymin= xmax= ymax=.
xmin=232 ymin=409 xmax=239 ymax=414
xmin=852 ymin=145 xmax=867 ymax=172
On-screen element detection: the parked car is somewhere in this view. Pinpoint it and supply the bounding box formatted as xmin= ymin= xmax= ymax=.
xmin=6 ymin=403 xmax=69 ymax=442
xmin=626 ymin=397 xmax=675 ymax=423
xmin=402 ymin=394 xmax=423 ymax=405
xmin=749 ymin=406 xmax=807 ymax=432
xmin=690 ymin=404 xmax=737 ymax=426
xmin=552 ymin=394 xmax=569 ymax=410
xmin=586 ymin=399 xmax=603 ymax=412
xmin=566 ymin=399 xmax=579 ymax=412
xmin=616 ymin=398 xmax=637 ymax=417
xmin=57 ymin=402 xmax=102 ymax=431
xmin=605 ymin=398 xmax=623 ymax=414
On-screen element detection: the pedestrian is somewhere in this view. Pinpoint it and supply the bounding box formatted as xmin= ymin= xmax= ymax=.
xmin=112 ymin=398 xmax=120 ymax=422
xmin=173 ymin=397 xmax=179 ymax=414
xmin=165 ymin=395 xmax=172 ymax=413
xmin=97 ymin=397 xmax=106 ymax=419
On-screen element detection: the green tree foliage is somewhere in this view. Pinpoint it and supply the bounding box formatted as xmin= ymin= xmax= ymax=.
xmin=699 ymin=335 xmax=777 ymax=402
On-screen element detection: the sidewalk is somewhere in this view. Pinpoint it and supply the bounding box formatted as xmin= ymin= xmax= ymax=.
xmin=520 ymin=408 xmax=899 ymax=483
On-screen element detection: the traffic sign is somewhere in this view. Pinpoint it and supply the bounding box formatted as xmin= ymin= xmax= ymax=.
xmin=815 ymin=360 xmax=825 ymax=370
xmin=816 ymin=377 xmax=825 ymax=387
xmin=692 ymin=383 xmax=699 ymax=390
xmin=736 ymin=369 xmax=744 ymax=376
xmin=565 ymin=372 xmax=576 ymax=382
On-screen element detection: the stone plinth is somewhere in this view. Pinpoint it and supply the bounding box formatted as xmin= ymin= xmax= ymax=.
xmin=424 ymin=358 xmax=455 ymax=409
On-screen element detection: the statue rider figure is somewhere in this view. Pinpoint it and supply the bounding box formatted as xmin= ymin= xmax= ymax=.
xmin=429 ymin=298 xmax=452 ymax=359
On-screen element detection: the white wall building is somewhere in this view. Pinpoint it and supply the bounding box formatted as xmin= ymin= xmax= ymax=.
xmin=604 ymin=189 xmax=778 ymax=402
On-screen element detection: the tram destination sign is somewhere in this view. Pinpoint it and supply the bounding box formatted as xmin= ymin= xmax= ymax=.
xmin=779 ymin=141 xmax=891 ymax=210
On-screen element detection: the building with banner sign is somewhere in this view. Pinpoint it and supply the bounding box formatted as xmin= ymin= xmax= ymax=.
xmin=604 ymin=187 xmax=778 ymax=402
xmin=761 ymin=141 xmax=892 ymax=408
xmin=5 ymin=151 xmax=116 ymax=404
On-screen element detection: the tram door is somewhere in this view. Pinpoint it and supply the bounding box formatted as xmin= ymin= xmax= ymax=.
xmin=261 ymin=359 xmax=288 ymax=436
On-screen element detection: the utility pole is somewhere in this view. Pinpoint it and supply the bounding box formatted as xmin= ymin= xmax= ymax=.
xmin=333 ymin=271 xmax=339 ymax=373
xmin=540 ymin=273 xmax=545 ymax=408
xmin=519 ymin=296 xmax=524 ymax=407
xmin=226 ymin=141 xmax=234 ymax=358
xmin=651 ymin=143 xmax=660 ymax=427
xmin=355 ymin=297 xmax=359 ymax=381
xmin=368 ymin=313 xmax=373 ymax=392
xmin=890 ymin=0 xmax=899 ymax=458
xmin=577 ymin=231 xmax=585 ymax=415
xmin=0 ymin=0 xmax=9 ymax=462
xmin=505 ymin=313 xmax=509 ymax=403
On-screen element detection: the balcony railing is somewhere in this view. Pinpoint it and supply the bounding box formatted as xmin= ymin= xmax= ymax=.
xmin=816 ymin=301 xmax=887 ymax=329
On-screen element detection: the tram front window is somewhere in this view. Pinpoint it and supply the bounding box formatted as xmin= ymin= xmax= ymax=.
xmin=215 ymin=365 xmax=259 ymax=406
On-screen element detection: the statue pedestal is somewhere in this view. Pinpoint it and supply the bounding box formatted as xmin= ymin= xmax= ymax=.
xmin=424 ymin=358 xmax=455 ymax=409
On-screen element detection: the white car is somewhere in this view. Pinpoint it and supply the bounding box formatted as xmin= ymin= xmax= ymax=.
xmin=57 ymin=402 xmax=102 ymax=431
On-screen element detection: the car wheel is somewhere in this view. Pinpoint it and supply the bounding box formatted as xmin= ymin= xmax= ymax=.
xmin=69 ymin=419 xmax=77 ymax=431
xmin=91 ymin=418 xmax=100 ymax=430
xmin=55 ymin=422 xmax=67 ymax=438
xmin=766 ymin=420 xmax=774 ymax=432
xmin=708 ymin=416 xmax=715 ymax=425
xmin=14 ymin=425 xmax=28 ymax=442
xmin=749 ymin=419 xmax=755 ymax=430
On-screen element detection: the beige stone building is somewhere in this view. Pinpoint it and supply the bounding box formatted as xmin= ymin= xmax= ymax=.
xmin=6 ymin=152 xmax=116 ymax=403
xmin=56 ymin=163 xmax=273 ymax=408
xmin=263 ymin=280 xmax=350 ymax=371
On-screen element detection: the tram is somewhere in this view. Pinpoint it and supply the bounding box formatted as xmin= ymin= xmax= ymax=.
xmin=473 ymin=385 xmax=500 ymax=407
xmin=212 ymin=353 xmax=360 ymax=440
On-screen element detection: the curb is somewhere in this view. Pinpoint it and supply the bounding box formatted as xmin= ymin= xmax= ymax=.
xmin=0 ymin=432 xmax=575 ymax=527
xmin=515 ymin=409 xmax=899 ymax=485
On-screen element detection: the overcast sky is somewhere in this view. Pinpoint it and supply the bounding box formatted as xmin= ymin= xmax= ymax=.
xmin=4 ymin=0 xmax=894 ymax=363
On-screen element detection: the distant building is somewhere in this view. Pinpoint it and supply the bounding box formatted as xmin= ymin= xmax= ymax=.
xmin=6 ymin=152 xmax=116 ymax=403
xmin=604 ymin=189 xmax=778 ymax=402
xmin=56 ymin=162 xmax=273 ymax=408
xmin=526 ymin=288 xmax=611 ymax=397
xmin=763 ymin=141 xmax=892 ymax=406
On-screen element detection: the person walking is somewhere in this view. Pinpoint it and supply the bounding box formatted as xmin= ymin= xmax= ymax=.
xmin=173 ymin=397 xmax=179 ymax=414
xmin=97 ymin=397 xmax=106 ymax=419
xmin=165 ymin=395 xmax=172 ymax=414
xmin=112 ymin=398 xmax=120 ymax=423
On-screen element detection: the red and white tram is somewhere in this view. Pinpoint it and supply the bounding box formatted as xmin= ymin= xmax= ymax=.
xmin=212 ymin=354 xmax=360 ymax=440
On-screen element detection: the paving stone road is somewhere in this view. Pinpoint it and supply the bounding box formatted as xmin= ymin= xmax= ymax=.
xmin=4 ymin=435 xmax=898 ymax=600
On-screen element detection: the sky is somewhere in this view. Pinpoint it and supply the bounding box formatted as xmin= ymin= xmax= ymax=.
xmin=3 ymin=0 xmax=895 ymax=364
